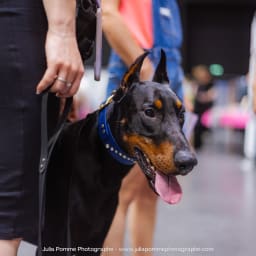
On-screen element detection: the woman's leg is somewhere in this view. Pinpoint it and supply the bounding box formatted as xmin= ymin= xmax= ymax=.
xmin=128 ymin=165 xmax=158 ymax=256
xmin=102 ymin=164 xmax=145 ymax=256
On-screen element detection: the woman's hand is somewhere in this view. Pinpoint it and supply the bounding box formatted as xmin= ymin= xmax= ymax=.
xmin=37 ymin=0 xmax=84 ymax=98
xmin=36 ymin=30 xmax=84 ymax=97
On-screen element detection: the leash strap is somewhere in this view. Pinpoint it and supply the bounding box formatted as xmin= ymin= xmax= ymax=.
xmin=37 ymin=92 xmax=73 ymax=256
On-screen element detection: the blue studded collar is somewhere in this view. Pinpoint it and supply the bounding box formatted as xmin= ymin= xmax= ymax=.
xmin=98 ymin=105 xmax=135 ymax=166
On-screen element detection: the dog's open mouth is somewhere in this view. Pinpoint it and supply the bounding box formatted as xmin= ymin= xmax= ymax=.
xmin=134 ymin=148 xmax=182 ymax=204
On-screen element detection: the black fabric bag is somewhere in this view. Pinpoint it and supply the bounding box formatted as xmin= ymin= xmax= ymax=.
xmin=76 ymin=0 xmax=98 ymax=61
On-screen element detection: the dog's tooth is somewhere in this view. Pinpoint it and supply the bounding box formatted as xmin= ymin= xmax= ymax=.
xmin=115 ymin=150 xmax=118 ymax=154
xmin=110 ymin=147 xmax=114 ymax=151
xmin=105 ymin=144 xmax=110 ymax=149
xmin=146 ymin=158 xmax=150 ymax=163
xmin=151 ymin=165 xmax=155 ymax=171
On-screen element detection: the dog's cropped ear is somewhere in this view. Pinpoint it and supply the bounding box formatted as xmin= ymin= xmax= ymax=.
xmin=113 ymin=52 xmax=148 ymax=102
xmin=152 ymin=49 xmax=169 ymax=84
xmin=121 ymin=51 xmax=149 ymax=88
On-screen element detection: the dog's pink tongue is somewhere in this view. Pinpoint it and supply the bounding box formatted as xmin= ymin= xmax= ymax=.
xmin=155 ymin=172 xmax=182 ymax=204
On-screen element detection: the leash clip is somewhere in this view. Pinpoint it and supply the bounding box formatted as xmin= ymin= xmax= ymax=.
xmin=99 ymin=93 xmax=115 ymax=110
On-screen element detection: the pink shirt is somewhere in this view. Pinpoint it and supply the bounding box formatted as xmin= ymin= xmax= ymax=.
xmin=119 ymin=0 xmax=153 ymax=49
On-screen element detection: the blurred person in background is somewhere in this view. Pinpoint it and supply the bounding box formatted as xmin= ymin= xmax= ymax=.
xmin=192 ymin=65 xmax=216 ymax=150
xmin=236 ymin=75 xmax=248 ymax=102
xmin=183 ymin=75 xmax=197 ymax=112
xmin=102 ymin=0 xmax=184 ymax=254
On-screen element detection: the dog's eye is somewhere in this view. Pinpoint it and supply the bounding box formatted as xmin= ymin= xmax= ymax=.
xmin=144 ymin=108 xmax=155 ymax=118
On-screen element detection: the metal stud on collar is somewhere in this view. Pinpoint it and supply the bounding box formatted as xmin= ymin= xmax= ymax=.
xmin=98 ymin=104 xmax=135 ymax=165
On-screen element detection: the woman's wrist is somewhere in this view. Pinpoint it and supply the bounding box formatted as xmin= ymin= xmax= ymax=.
xmin=47 ymin=19 xmax=76 ymax=38
xmin=47 ymin=27 xmax=76 ymax=38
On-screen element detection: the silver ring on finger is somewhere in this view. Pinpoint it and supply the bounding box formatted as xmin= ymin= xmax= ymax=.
xmin=56 ymin=76 xmax=68 ymax=84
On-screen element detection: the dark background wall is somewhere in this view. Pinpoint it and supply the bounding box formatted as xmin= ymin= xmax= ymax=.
xmin=89 ymin=0 xmax=256 ymax=77
xmin=181 ymin=0 xmax=256 ymax=76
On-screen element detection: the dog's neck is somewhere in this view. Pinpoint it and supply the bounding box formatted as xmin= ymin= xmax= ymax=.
xmin=97 ymin=103 xmax=135 ymax=166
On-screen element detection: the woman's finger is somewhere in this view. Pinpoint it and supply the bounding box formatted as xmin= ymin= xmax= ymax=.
xmin=52 ymin=68 xmax=70 ymax=95
xmin=57 ymin=66 xmax=84 ymax=98
xmin=36 ymin=67 xmax=58 ymax=94
xmin=59 ymin=64 xmax=80 ymax=95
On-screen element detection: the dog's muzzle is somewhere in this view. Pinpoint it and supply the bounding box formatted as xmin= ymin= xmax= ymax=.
xmin=174 ymin=150 xmax=198 ymax=175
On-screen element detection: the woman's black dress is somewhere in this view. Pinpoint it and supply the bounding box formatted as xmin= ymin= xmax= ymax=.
xmin=0 ymin=0 xmax=58 ymax=244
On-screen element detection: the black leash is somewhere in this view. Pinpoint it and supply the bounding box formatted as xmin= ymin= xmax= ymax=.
xmin=37 ymin=91 xmax=73 ymax=256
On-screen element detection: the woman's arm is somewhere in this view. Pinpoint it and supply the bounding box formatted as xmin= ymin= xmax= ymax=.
xmin=102 ymin=0 xmax=153 ymax=80
xmin=36 ymin=0 xmax=84 ymax=97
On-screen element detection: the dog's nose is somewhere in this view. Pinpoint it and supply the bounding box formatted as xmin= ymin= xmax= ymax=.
xmin=174 ymin=150 xmax=197 ymax=175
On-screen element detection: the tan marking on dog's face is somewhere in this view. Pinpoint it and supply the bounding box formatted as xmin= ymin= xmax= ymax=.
xmin=124 ymin=134 xmax=176 ymax=174
xmin=154 ymin=99 xmax=163 ymax=110
xmin=176 ymin=99 xmax=182 ymax=109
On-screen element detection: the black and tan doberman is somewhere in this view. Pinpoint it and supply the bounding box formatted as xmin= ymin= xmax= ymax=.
xmin=42 ymin=51 xmax=197 ymax=255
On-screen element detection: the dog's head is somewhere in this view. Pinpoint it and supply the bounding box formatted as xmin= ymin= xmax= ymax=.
xmin=112 ymin=50 xmax=197 ymax=204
